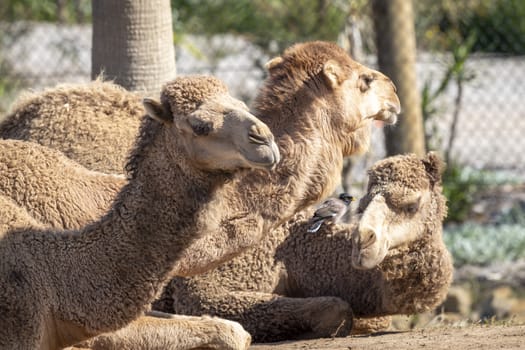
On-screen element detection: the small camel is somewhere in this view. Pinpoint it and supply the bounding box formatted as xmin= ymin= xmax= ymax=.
xmin=0 ymin=75 xmax=279 ymax=350
xmin=168 ymin=40 xmax=401 ymax=276
xmin=166 ymin=153 xmax=453 ymax=342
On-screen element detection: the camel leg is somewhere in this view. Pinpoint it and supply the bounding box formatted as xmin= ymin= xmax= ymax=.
xmin=70 ymin=315 xmax=251 ymax=350
xmin=351 ymin=316 xmax=392 ymax=335
xmin=170 ymin=290 xmax=354 ymax=343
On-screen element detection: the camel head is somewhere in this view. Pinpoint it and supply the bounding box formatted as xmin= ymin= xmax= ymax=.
xmin=262 ymin=41 xmax=401 ymax=156
xmin=143 ymin=75 xmax=280 ymax=172
xmin=351 ymin=152 xmax=447 ymax=270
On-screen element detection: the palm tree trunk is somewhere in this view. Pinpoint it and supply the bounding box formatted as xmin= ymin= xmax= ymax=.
xmin=91 ymin=0 xmax=176 ymax=96
xmin=372 ymin=0 xmax=425 ymax=156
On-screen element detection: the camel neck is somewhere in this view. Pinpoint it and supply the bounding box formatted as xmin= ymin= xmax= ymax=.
xmin=377 ymin=227 xmax=452 ymax=315
xmin=281 ymin=220 xmax=451 ymax=318
xmin=249 ymin=102 xmax=344 ymax=223
xmin=52 ymin=124 xmax=224 ymax=335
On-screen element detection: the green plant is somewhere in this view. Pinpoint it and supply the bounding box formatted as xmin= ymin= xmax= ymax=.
xmin=0 ymin=28 xmax=26 ymax=115
xmin=421 ymin=32 xmax=476 ymax=156
xmin=442 ymin=163 xmax=490 ymax=224
xmin=0 ymin=0 xmax=91 ymax=23
xmin=442 ymin=164 xmax=523 ymax=224
xmin=415 ymin=0 xmax=525 ymax=55
xmin=171 ymin=0 xmax=348 ymax=55
xmin=444 ymin=223 xmax=525 ymax=267
xmin=458 ymin=0 xmax=525 ymax=55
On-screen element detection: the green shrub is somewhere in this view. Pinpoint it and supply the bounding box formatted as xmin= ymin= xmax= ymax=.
xmin=458 ymin=0 xmax=525 ymax=54
xmin=442 ymin=164 xmax=489 ymax=224
xmin=444 ymin=223 xmax=525 ymax=267
xmin=442 ymin=163 xmax=523 ymax=224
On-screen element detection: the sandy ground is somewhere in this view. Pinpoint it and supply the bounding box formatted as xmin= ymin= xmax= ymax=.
xmin=250 ymin=324 xmax=525 ymax=350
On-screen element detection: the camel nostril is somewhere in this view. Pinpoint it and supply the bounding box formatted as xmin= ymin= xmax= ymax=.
xmin=248 ymin=132 xmax=269 ymax=145
xmin=359 ymin=228 xmax=377 ymax=249
xmin=386 ymin=101 xmax=401 ymax=114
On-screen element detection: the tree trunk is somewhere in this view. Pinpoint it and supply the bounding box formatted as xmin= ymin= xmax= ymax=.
xmin=91 ymin=0 xmax=176 ymax=96
xmin=371 ymin=0 xmax=425 ymax=156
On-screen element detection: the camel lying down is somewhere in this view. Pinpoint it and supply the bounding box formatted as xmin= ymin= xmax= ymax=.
xmin=166 ymin=152 xmax=453 ymax=342
xmin=70 ymin=152 xmax=453 ymax=348
xmin=0 ymin=75 xmax=279 ymax=350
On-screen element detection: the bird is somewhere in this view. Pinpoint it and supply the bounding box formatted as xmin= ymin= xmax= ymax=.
xmin=307 ymin=193 xmax=355 ymax=233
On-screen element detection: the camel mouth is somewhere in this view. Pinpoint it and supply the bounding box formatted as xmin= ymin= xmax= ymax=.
xmin=247 ymin=159 xmax=278 ymax=171
xmin=373 ymin=110 xmax=398 ymax=125
xmin=351 ymin=235 xmax=389 ymax=270
xmin=351 ymin=251 xmax=384 ymax=270
xmin=243 ymin=141 xmax=281 ymax=171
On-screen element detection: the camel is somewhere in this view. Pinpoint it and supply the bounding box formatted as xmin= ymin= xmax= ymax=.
xmin=0 ymin=80 xmax=143 ymax=173
xmin=166 ymin=152 xmax=454 ymax=342
xmin=0 ymin=75 xmax=279 ymax=350
xmin=158 ymin=40 xmax=401 ymax=276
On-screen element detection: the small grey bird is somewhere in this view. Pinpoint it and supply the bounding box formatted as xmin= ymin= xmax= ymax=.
xmin=307 ymin=193 xmax=355 ymax=233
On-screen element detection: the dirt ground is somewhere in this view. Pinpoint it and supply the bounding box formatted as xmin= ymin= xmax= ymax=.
xmin=250 ymin=324 xmax=525 ymax=350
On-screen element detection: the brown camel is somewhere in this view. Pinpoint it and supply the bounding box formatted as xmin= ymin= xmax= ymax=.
xmin=0 ymin=75 xmax=279 ymax=350
xmin=167 ymin=153 xmax=453 ymax=342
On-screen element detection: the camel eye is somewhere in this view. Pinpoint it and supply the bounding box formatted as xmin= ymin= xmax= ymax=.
xmin=403 ymin=200 xmax=420 ymax=214
xmin=359 ymin=74 xmax=374 ymax=92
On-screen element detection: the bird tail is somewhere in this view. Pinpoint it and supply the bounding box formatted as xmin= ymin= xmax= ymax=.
xmin=307 ymin=220 xmax=323 ymax=233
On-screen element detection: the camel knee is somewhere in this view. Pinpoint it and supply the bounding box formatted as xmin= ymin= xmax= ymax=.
xmin=201 ymin=316 xmax=252 ymax=350
xmin=308 ymin=297 xmax=353 ymax=337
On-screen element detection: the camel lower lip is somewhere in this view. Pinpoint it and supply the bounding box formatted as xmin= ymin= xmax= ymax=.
xmin=381 ymin=113 xmax=397 ymax=125
xmin=249 ymin=160 xmax=278 ymax=170
xmin=374 ymin=120 xmax=385 ymax=128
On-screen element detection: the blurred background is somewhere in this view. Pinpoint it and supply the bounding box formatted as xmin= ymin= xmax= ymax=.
xmin=1 ymin=0 xmax=525 ymax=329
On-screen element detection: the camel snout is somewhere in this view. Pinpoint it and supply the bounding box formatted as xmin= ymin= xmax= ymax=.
xmin=356 ymin=227 xmax=377 ymax=250
xmin=244 ymin=124 xmax=281 ymax=170
xmin=386 ymin=101 xmax=401 ymax=115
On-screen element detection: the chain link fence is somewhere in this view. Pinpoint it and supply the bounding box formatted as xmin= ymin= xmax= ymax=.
xmin=1 ymin=1 xmax=524 ymax=179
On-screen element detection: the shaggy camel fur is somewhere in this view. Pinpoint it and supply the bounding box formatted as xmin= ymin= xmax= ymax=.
xmin=71 ymin=313 xmax=251 ymax=350
xmin=0 ymin=80 xmax=143 ymax=173
xmin=0 ymin=194 xmax=44 ymax=234
xmin=169 ymin=40 xmax=400 ymax=276
xmin=166 ymin=153 xmax=453 ymax=342
xmin=0 ymin=139 xmax=126 ymax=230
xmin=0 ymin=41 xmax=400 ymax=276
xmin=0 ymin=177 xmax=255 ymax=350
xmin=0 ymin=75 xmax=279 ymax=350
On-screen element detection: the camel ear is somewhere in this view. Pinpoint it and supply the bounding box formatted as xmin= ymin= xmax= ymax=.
xmin=422 ymin=152 xmax=444 ymax=188
xmin=265 ymin=56 xmax=284 ymax=73
xmin=143 ymin=98 xmax=173 ymax=124
xmin=185 ymin=115 xmax=214 ymax=136
xmin=322 ymin=60 xmax=343 ymax=88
